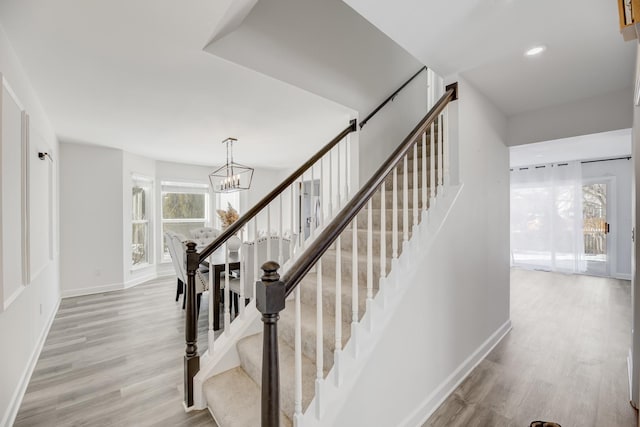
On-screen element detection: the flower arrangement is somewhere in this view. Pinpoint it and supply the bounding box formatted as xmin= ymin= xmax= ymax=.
xmin=216 ymin=202 xmax=239 ymax=229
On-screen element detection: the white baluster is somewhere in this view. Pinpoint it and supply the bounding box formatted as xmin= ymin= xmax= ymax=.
xmin=310 ymin=165 xmax=315 ymax=237
xmin=351 ymin=217 xmax=358 ymax=356
xmin=334 ymin=235 xmax=342 ymax=386
xmin=315 ymin=258 xmax=323 ymax=418
xmin=208 ymin=253 xmax=214 ymax=352
xmin=430 ymin=122 xmax=436 ymax=206
xmin=224 ymin=242 xmax=230 ymax=335
xmin=413 ymin=143 xmax=418 ymax=229
xmin=366 ymin=199 xmax=373 ymax=321
xmin=290 ymin=185 xmax=295 ymax=260
xmin=344 ymin=135 xmax=350 ymax=200
xmin=392 ymin=167 xmax=398 ymax=260
xmin=267 ymin=204 xmax=272 ymax=261
xmin=294 ymin=287 xmax=303 ymax=424
xmin=253 ymin=218 xmax=258 ymax=300
xmin=239 ymin=228 xmax=245 ymax=316
xmin=380 ymin=184 xmax=386 ymax=279
xmin=320 ymin=155 xmax=324 ymax=227
xmin=328 ymin=149 xmax=334 ymax=217
xmin=403 ymin=155 xmax=408 ymax=243
xmin=278 ymin=195 xmax=283 ymax=265
xmin=336 ymin=143 xmax=341 ymax=211
xmin=444 ymin=106 xmax=450 ymax=188
xmin=422 ymin=131 xmax=427 ymax=212
xmin=438 ymin=114 xmax=444 ymax=196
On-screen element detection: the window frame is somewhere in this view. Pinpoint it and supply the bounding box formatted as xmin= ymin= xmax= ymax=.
xmin=130 ymin=174 xmax=154 ymax=270
xmin=160 ymin=181 xmax=210 ymax=261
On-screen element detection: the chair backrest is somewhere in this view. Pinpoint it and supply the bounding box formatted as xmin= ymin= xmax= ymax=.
xmin=190 ymin=227 xmax=221 ymax=247
xmin=241 ymin=236 xmax=291 ymax=298
xmin=166 ymin=230 xmax=208 ymax=293
xmin=165 ymin=231 xmax=187 ymax=283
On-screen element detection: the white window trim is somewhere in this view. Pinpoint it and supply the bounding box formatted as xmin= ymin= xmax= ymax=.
xmin=131 ymin=174 xmax=153 ymax=270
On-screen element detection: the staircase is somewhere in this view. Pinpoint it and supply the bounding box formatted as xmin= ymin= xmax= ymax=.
xmin=180 ymin=67 xmax=457 ymax=426
xmin=203 ymin=120 xmax=440 ymax=426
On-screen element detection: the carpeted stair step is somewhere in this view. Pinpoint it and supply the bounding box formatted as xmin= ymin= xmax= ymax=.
xmin=237 ymin=333 xmax=318 ymax=418
xmin=204 ymin=367 xmax=292 ymax=427
xmin=298 ymin=271 xmax=370 ymax=326
xmin=321 ymin=248 xmax=389 ymax=286
xmin=335 ymin=228 xmax=395 ymax=259
xmin=279 ymin=297 xmax=351 ymax=372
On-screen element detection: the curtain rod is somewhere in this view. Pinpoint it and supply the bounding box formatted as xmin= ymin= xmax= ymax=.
xmin=581 ymin=156 xmax=631 ymax=164
xmin=510 ymin=156 xmax=631 ymax=171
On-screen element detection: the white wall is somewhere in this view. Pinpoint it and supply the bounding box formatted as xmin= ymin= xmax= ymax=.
xmin=330 ymin=78 xmax=511 ymax=425
xmin=507 ymin=87 xmax=633 ymax=147
xmin=0 ymin=25 xmax=60 ymax=427
xmin=60 ymin=143 xmax=124 ymax=297
xmin=357 ymin=72 xmax=429 ymax=185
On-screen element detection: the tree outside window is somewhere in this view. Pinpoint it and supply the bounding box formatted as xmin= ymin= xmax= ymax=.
xmin=161 ymin=182 xmax=209 ymax=258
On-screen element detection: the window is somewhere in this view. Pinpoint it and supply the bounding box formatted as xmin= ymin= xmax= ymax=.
xmin=161 ymin=181 xmax=209 ymax=258
xmin=131 ymin=176 xmax=153 ymax=268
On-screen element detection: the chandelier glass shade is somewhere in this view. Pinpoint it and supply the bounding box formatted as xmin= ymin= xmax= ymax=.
xmin=209 ymin=138 xmax=254 ymax=193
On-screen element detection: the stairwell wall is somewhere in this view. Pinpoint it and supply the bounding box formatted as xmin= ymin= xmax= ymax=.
xmin=330 ymin=78 xmax=510 ymax=426
xmin=357 ymin=72 xmax=429 ymax=187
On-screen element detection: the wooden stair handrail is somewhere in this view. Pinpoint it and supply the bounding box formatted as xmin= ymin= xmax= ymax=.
xmin=282 ymin=83 xmax=458 ymax=296
xmin=198 ymin=119 xmax=357 ymax=262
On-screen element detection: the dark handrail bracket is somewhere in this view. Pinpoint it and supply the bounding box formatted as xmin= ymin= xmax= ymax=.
xmin=359 ymin=66 xmax=427 ymax=129
xmin=445 ymin=82 xmax=458 ymax=101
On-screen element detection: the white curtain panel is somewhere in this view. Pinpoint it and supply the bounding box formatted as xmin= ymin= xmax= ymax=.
xmin=510 ymin=161 xmax=586 ymax=273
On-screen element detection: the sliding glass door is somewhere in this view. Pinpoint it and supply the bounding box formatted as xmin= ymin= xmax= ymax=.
xmin=582 ymin=179 xmax=612 ymax=276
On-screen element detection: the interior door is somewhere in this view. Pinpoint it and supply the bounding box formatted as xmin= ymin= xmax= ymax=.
xmin=582 ymin=179 xmax=613 ymax=276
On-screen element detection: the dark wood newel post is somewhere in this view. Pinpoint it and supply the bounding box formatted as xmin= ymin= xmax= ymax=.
xmin=256 ymin=261 xmax=285 ymax=427
xmin=184 ymin=241 xmax=200 ymax=408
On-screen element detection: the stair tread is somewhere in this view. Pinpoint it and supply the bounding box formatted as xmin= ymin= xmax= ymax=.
xmin=280 ymin=292 xmax=351 ymax=369
xmin=204 ymin=367 xmax=292 ymax=427
xmin=238 ymin=333 xmax=318 ymax=417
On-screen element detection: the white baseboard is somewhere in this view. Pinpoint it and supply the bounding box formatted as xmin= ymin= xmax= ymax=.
xmin=1 ymin=297 xmax=60 ymax=427
xmin=124 ymin=272 xmax=158 ymax=289
xmin=400 ymin=319 xmax=513 ymax=427
xmin=61 ymin=281 xmax=124 ymax=298
xmin=615 ymin=273 xmax=632 ymax=281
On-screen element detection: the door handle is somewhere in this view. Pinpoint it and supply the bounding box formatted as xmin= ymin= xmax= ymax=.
xmin=605 ymin=223 xmax=610 ymax=234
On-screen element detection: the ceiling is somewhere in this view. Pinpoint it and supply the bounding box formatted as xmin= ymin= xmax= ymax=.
xmin=0 ymin=0 xmax=354 ymax=169
xmin=203 ymin=0 xmax=422 ymax=115
xmin=0 ymin=0 xmax=635 ymax=170
xmin=343 ymin=0 xmax=637 ymax=116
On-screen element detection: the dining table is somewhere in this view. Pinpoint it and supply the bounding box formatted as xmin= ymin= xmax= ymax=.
xmin=199 ymin=248 xmax=241 ymax=331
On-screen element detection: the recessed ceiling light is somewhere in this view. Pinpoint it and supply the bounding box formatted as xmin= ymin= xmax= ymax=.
xmin=525 ymin=46 xmax=546 ymax=57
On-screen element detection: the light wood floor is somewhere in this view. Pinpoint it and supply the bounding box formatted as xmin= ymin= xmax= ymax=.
xmin=14 ymin=276 xmax=217 ymax=426
xmin=424 ymin=269 xmax=637 ymax=427
xmin=15 ymin=270 xmax=638 ymax=426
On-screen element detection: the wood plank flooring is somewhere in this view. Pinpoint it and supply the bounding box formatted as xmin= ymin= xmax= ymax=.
xmin=424 ymin=269 xmax=638 ymax=427
xmin=14 ymin=276 xmax=217 ymax=426
xmin=15 ymin=269 xmax=638 ymax=426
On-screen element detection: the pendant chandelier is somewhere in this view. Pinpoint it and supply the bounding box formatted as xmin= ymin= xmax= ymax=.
xmin=209 ymin=138 xmax=254 ymax=193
